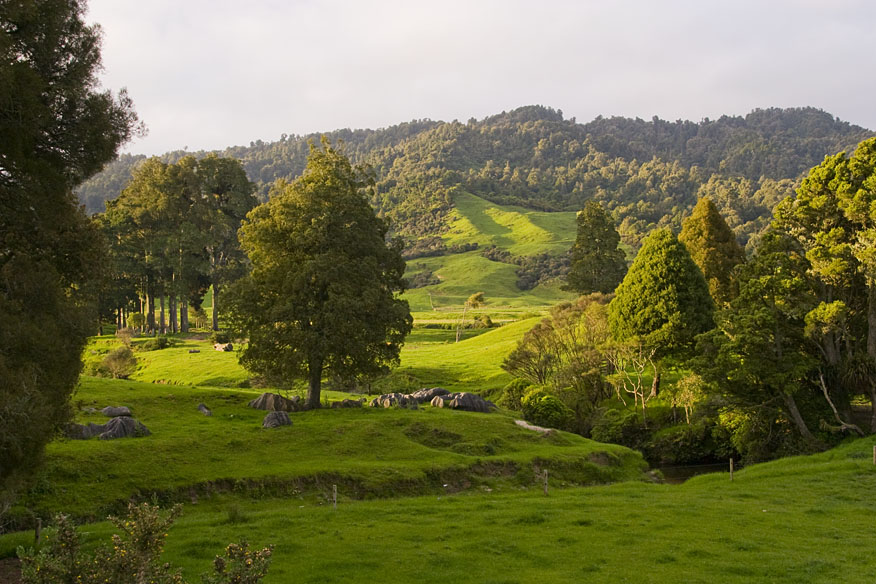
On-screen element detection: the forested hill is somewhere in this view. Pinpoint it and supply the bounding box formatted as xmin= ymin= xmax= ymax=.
xmin=78 ymin=106 xmax=873 ymax=249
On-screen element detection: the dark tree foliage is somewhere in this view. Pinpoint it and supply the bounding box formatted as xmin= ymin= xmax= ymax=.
xmin=226 ymin=139 xmax=412 ymax=407
xmin=77 ymin=106 xmax=872 ymax=253
xmin=679 ymin=197 xmax=745 ymax=305
xmin=563 ymin=201 xmax=626 ymax=294
xmin=0 ymin=0 xmax=139 ymax=509
xmin=608 ymin=228 xmax=714 ymax=360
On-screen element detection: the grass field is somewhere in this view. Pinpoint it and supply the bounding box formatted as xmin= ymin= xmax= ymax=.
xmin=4 ymin=433 xmax=875 ymax=583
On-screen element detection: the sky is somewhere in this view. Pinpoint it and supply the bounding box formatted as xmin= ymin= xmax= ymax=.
xmin=86 ymin=0 xmax=876 ymax=156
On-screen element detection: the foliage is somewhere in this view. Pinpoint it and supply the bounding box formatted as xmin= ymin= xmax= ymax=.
xmin=209 ymin=331 xmax=231 ymax=345
xmin=18 ymin=503 xmax=272 ymax=584
xmin=563 ymin=201 xmax=627 ymax=294
xmin=503 ymin=295 xmax=612 ymax=431
xmin=520 ymin=388 xmax=574 ymax=430
xmin=0 ymin=0 xmax=139 ymax=511
xmin=78 ymin=107 xmax=872 ymax=252
xmin=226 ymin=139 xmax=412 ymax=407
xmin=102 ymin=346 xmax=138 ymax=379
xmin=140 ymin=336 xmax=171 ymax=351
xmin=678 ymin=197 xmax=745 ymax=304
xmin=608 ymin=228 xmax=714 ymax=360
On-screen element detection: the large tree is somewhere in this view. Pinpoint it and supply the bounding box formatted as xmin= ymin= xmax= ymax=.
xmin=563 ymin=201 xmax=627 ymax=294
xmin=679 ymin=196 xmax=745 ymax=305
xmin=0 ymin=0 xmax=139 ymax=510
xmin=608 ymin=228 xmax=714 ymax=359
xmin=226 ymin=139 xmax=412 ymax=407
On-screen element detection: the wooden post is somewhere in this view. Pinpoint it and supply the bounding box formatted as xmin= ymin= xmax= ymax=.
xmin=332 ymin=484 xmax=337 ymax=510
xmin=872 ymin=445 xmax=875 ymax=466
xmin=543 ymin=469 xmax=549 ymax=496
xmin=730 ymin=458 xmax=734 ymax=481
xmin=34 ymin=518 xmax=41 ymax=544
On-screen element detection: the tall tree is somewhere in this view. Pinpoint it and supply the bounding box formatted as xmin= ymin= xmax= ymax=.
xmin=0 ymin=0 xmax=139 ymax=511
xmin=196 ymin=154 xmax=257 ymax=331
xmin=608 ymin=228 xmax=714 ymax=360
xmin=226 ymin=139 xmax=412 ymax=408
xmin=563 ymin=201 xmax=627 ymax=294
xmin=679 ymin=197 xmax=745 ymax=305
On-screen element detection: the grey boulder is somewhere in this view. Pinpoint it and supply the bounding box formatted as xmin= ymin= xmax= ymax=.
xmin=102 ymin=406 xmax=131 ymax=417
xmin=263 ymin=411 xmax=292 ymax=428
xmin=248 ymin=392 xmax=303 ymax=412
xmin=98 ymin=416 xmax=151 ymax=440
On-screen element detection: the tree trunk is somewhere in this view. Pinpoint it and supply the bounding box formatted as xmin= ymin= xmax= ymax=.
xmin=783 ymin=393 xmax=814 ymax=440
xmin=146 ymin=287 xmax=156 ymax=334
xmin=868 ymin=280 xmax=876 ymax=361
xmin=180 ymin=299 xmax=189 ymax=333
xmin=170 ymin=295 xmax=178 ymax=334
xmin=649 ymin=367 xmax=661 ymax=398
xmin=159 ymin=292 xmax=166 ymax=334
xmin=211 ymin=281 xmax=220 ymax=332
xmin=306 ymin=357 xmax=323 ymax=409
xmin=869 ymin=383 xmax=876 ymax=433
xmin=455 ymin=304 xmax=468 ymax=343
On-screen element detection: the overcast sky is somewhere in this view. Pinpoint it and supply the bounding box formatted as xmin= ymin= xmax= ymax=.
xmin=86 ymin=0 xmax=876 ymax=156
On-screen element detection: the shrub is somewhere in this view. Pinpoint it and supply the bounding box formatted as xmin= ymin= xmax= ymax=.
xmin=141 ymin=336 xmax=171 ymax=351
xmin=501 ymin=378 xmax=533 ymax=410
xmin=127 ymin=312 xmax=146 ymax=331
xmin=102 ymin=346 xmax=137 ymax=379
xmin=115 ymin=327 xmax=133 ymax=347
xmin=210 ymin=331 xmax=231 ymax=344
xmin=475 ymin=314 xmax=494 ymax=328
xmin=521 ymin=387 xmax=574 ymax=430
xmin=18 ymin=503 xmax=272 ymax=584
xmin=589 ymin=407 xmax=649 ymax=448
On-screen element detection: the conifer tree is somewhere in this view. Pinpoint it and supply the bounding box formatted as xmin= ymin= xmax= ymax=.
xmin=609 ymin=228 xmax=714 ymax=360
xmin=563 ymin=201 xmax=627 ymax=294
xmin=679 ymin=197 xmax=745 ymax=305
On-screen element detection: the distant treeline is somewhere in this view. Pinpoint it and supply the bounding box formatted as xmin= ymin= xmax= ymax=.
xmin=78 ymin=106 xmax=873 ymax=251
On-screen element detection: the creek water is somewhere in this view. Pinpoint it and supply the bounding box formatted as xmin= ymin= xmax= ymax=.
xmin=657 ymin=462 xmax=733 ymax=484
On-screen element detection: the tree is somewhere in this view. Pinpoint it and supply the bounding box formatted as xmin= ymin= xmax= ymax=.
xmin=455 ymin=291 xmax=484 ymax=343
xmin=679 ymin=197 xmax=745 ymax=305
xmin=226 ymin=139 xmax=412 ymax=408
xmin=563 ymin=201 xmax=627 ymax=294
xmin=609 ymin=228 xmax=714 ymax=359
xmin=695 ymin=231 xmax=819 ymax=445
xmin=0 ymin=0 xmax=139 ymax=511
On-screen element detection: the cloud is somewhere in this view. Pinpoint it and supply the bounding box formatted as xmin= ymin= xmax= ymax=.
xmin=87 ymin=0 xmax=876 ymax=155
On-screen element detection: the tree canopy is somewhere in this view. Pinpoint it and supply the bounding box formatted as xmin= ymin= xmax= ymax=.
xmin=0 ymin=0 xmax=139 ymax=510
xmin=226 ymin=139 xmax=412 ymax=407
xmin=608 ymin=228 xmax=714 ymax=359
xmin=563 ymin=201 xmax=627 ymax=294
xmin=679 ymin=196 xmax=745 ymax=305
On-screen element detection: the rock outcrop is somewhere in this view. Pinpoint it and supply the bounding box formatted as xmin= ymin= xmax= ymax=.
xmin=101 ymin=406 xmax=131 ymax=417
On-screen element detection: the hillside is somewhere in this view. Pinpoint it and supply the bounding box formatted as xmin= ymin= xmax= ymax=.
xmin=79 ymin=106 xmax=873 ymax=252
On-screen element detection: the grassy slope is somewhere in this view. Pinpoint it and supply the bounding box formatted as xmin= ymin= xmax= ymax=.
xmin=403 ymin=191 xmax=577 ymax=312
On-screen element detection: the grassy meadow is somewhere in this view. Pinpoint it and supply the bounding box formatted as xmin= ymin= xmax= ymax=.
xmin=6 ymin=192 xmax=876 ymax=583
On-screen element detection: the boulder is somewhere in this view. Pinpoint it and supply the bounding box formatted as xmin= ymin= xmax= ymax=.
xmin=101 ymin=406 xmax=131 ymax=417
xmin=197 ymin=403 xmax=212 ymax=416
xmin=370 ymin=392 xmax=415 ymax=408
xmin=66 ymin=422 xmax=107 ymax=440
xmin=188 ymin=349 xmax=201 ymax=354
xmin=431 ymin=392 xmax=491 ymax=413
xmin=409 ymin=387 xmax=449 ymax=403
xmin=98 ymin=417 xmax=151 ymax=440
xmin=213 ymin=342 xmax=233 ymax=352
xmin=331 ymin=398 xmax=365 ymax=409
xmin=248 ymin=392 xmax=303 ymax=412
xmin=263 ymin=411 xmax=292 ymax=428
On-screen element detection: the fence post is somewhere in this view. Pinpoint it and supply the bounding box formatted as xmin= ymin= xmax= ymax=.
xmin=730 ymin=458 xmax=734 ymax=481
xmin=332 ymin=484 xmax=337 ymax=510
xmin=872 ymin=445 xmax=875 ymax=466
xmin=34 ymin=518 xmax=42 ymax=544
xmin=543 ymin=469 xmax=549 ymax=496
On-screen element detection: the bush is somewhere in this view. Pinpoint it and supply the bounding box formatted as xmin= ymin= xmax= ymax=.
xmin=141 ymin=336 xmax=171 ymax=351
xmin=521 ymin=388 xmax=574 ymax=430
xmin=210 ymin=331 xmax=231 ymax=344
xmin=589 ymin=407 xmax=649 ymax=448
xmin=18 ymin=503 xmax=272 ymax=584
xmin=127 ymin=312 xmax=146 ymax=331
xmin=475 ymin=314 xmax=494 ymax=328
xmin=501 ymin=378 xmax=533 ymax=411
xmin=115 ymin=327 xmax=133 ymax=347
xmin=102 ymin=346 xmax=137 ymax=379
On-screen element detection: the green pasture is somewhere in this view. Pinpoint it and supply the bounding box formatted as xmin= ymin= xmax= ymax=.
xmin=444 ymin=191 xmax=576 ymax=256
xmin=5 ymin=436 xmax=875 ymax=583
